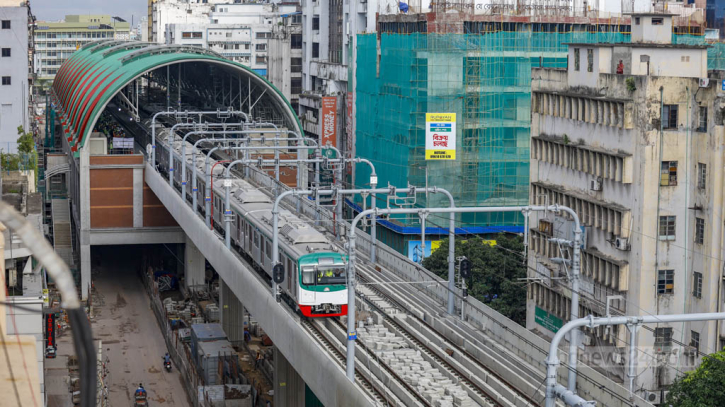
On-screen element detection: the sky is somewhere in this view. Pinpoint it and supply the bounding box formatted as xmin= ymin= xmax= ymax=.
xmin=31 ymin=0 xmax=147 ymax=25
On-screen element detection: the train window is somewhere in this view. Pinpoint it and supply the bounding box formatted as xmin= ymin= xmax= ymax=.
xmin=316 ymin=267 xmax=346 ymax=285
xmin=301 ymin=267 xmax=316 ymax=285
xmin=254 ymin=232 xmax=259 ymax=247
xmin=265 ymin=240 xmax=271 ymax=258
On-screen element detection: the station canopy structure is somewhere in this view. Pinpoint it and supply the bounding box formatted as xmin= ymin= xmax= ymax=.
xmin=50 ymin=40 xmax=301 ymax=155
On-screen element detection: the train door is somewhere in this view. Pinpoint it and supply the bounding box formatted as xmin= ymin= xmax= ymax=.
xmin=235 ymin=214 xmax=241 ymax=243
xmin=263 ymin=239 xmax=271 ymax=271
xmin=246 ymin=223 xmax=252 ymax=253
xmin=253 ymin=230 xmax=260 ymax=263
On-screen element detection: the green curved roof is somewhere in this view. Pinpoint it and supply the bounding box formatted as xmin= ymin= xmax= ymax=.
xmin=51 ymin=40 xmax=302 ymax=153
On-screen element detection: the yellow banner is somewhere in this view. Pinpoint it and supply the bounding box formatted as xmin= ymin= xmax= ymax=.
xmin=425 ymin=150 xmax=456 ymax=160
xmin=426 ymin=113 xmax=456 ymax=122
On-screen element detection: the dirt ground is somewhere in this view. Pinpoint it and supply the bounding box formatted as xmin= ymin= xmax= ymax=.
xmin=91 ymin=248 xmax=192 ymax=407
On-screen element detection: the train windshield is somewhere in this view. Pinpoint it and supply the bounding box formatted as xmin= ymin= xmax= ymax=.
xmin=301 ymin=266 xmax=347 ymax=286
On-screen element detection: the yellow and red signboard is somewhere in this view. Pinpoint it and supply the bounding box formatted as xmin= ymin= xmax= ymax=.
xmin=425 ymin=113 xmax=456 ymax=160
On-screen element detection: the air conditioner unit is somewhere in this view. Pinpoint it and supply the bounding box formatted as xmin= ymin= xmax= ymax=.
xmin=580 ymin=335 xmax=593 ymax=346
xmin=590 ymin=177 xmax=602 ymax=191
xmin=699 ymin=77 xmax=710 ymax=88
xmin=613 ymin=352 xmax=625 ymax=365
xmin=615 ymin=237 xmax=630 ymax=251
xmin=644 ymin=391 xmax=661 ymax=404
xmin=539 ymin=219 xmax=553 ymax=236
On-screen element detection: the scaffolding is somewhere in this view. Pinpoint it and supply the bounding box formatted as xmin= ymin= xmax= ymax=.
xmin=355 ymin=30 xmax=629 ymax=233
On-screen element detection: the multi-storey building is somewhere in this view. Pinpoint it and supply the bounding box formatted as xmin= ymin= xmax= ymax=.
xmin=165 ymin=3 xmax=299 ymax=77
xmin=148 ymin=0 xmax=229 ymax=43
xmin=527 ymin=13 xmax=722 ymax=401
xmin=299 ymin=0 xmax=396 ymax=157
xmin=352 ymin=3 xmax=710 ymax=254
xmin=0 ymin=0 xmax=34 ymax=152
xmin=268 ymin=12 xmax=303 ymax=113
xmin=34 ymin=15 xmax=130 ymax=82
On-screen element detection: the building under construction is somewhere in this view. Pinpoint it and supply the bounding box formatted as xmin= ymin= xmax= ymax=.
xmin=352 ymin=2 xmax=721 ymax=253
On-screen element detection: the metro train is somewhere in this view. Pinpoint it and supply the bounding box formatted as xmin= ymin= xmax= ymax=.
xmin=152 ymin=125 xmax=348 ymax=317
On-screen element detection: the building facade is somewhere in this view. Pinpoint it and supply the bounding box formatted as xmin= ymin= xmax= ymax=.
xmin=0 ymin=0 xmax=33 ymax=152
xmin=165 ymin=4 xmax=299 ymax=77
xmin=299 ymin=0 xmax=396 ymax=158
xmin=352 ymin=4 xmax=710 ymax=254
xmin=148 ymin=0 xmax=229 ymax=43
xmin=268 ymin=13 xmax=302 ymax=113
xmin=527 ymin=13 xmax=721 ymax=401
xmin=34 ymin=15 xmax=130 ymax=82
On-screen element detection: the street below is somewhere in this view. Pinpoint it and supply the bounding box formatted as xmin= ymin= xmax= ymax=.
xmin=91 ymin=246 xmax=191 ymax=407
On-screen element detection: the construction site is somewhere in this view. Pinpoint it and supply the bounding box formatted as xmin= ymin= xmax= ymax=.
xmin=352 ymin=0 xmax=725 ymax=253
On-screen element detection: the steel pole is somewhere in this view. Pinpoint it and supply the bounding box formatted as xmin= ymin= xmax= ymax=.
xmin=347 ymin=204 xmax=575 ymax=378
xmin=545 ymin=312 xmax=725 ymax=407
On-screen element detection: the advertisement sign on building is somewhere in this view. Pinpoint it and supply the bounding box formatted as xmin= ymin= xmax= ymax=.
xmin=346 ymin=92 xmax=353 ymax=150
xmin=322 ymin=96 xmax=337 ymax=149
xmin=425 ymin=113 xmax=456 ymax=160
xmin=46 ymin=313 xmax=56 ymax=349
xmin=535 ymin=306 xmax=563 ymax=333
xmin=407 ymin=240 xmax=442 ymax=263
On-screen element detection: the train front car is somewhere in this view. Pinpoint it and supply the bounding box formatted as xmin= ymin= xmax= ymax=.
xmin=297 ymin=252 xmax=348 ymax=317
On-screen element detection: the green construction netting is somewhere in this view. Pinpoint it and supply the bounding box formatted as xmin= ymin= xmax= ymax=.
xmin=354 ymin=31 xmax=630 ymax=231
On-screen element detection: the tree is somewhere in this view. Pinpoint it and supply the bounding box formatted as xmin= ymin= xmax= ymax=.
xmin=665 ymin=351 xmax=725 ymax=407
xmin=422 ymin=233 xmax=528 ymax=325
xmin=16 ymin=126 xmax=34 ymax=155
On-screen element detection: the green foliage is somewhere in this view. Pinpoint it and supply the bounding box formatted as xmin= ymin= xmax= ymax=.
xmin=563 ymin=134 xmax=570 ymax=145
xmin=422 ymin=234 xmax=527 ymax=325
xmin=16 ymin=126 xmax=34 ymax=155
xmin=666 ymin=351 xmax=725 ymax=407
xmin=625 ymin=77 xmax=636 ymax=93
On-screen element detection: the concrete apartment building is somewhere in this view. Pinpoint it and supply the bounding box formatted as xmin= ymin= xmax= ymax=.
xmin=0 ymin=0 xmax=34 ymax=153
xmin=268 ymin=12 xmax=302 ymax=112
xmin=148 ymin=0 xmax=230 ymax=43
xmin=34 ymin=15 xmax=131 ymax=81
xmin=165 ymin=3 xmax=299 ymax=77
xmin=527 ymin=13 xmax=722 ymax=402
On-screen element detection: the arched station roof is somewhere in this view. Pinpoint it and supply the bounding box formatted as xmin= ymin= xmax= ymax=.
xmin=51 ymin=40 xmax=302 ymax=153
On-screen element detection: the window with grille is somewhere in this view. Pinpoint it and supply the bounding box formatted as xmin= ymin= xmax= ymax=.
xmin=291 ymin=34 xmax=302 ymax=49
xmin=587 ymin=49 xmax=593 ymax=72
xmin=695 ymin=217 xmax=705 ymax=244
xmin=291 ymin=57 xmax=302 ymax=73
xmin=654 ymin=327 xmax=673 ymax=348
xmin=312 ymin=16 xmax=320 ymax=30
xmin=698 ymin=106 xmax=707 ymax=132
xmin=690 ymin=331 xmax=700 ymax=352
xmin=698 ymin=163 xmax=707 ymax=189
xmin=312 ymin=42 xmax=319 ymax=58
xmin=574 ymin=48 xmax=580 ymax=71
xmin=657 ymin=269 xmax=674 ymax=294
xmin=693 ymin=271 xmax=702 ymax=298
xmin=659 ymin=216 xmax=676 ymax=240
xmin=1 ymin=48 xmax=10 ymax=57
xmin=663 ymin=104 xmax=678 ymax=129
xmin=660 ymin=161 xmax=677 ymax=186
xmin=1 ymin=76 xmax=10 ymax=85
xmin=291 ymin=77 xmax=302 ymax=95
xmin=1 ymin=20 xmax=10 ymax=29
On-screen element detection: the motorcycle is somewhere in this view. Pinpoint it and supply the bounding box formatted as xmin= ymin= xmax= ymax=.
xmin=164 ymin=360 xmax=172 ymax=372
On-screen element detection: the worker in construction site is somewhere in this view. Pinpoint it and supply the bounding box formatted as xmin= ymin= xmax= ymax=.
xmin=255 ymin=351 xmax=263 ymax=369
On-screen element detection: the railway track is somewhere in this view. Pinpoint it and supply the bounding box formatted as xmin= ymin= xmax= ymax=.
xmin=300 ymin=319 xmax=398 ymax=406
